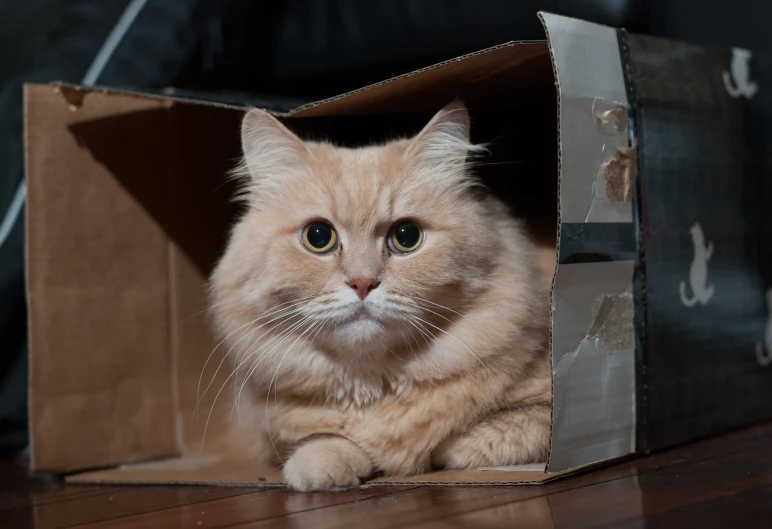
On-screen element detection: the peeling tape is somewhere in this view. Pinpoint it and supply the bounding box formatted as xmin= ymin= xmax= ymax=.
xmin=593 ymin=98 xmax=628 ymax=136
xmin=588 ymin=293 xmax=635 ymax=355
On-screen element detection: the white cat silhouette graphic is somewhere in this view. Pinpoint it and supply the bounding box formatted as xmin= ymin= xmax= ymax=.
xmin=755 ymin=289 xmax=772 ymax=367
xmin=680 ymin=223 xmax=715 ymax=307
xmin=723 ymin=48 xmax=758 ymax=99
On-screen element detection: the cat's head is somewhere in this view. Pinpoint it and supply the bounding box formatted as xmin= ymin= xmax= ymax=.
xmin=211 ymin=100 xmax=501 ymax=356
xmin=690 ymin=222 xmax=704 ymax=242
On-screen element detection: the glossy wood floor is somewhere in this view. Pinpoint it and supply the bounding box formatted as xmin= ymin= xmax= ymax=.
xmin=2 ymin=422 xmax=771 ymax=529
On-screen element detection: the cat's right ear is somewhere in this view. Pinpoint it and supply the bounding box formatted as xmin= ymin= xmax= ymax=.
xmin=238 ymin=107 xmax=308 ymax=185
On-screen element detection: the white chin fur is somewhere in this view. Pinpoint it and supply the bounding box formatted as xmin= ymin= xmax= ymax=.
xmin=330 ymin=319 xmax=386 ymax=347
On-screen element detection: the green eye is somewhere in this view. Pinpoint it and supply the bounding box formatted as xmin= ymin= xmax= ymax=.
xmin=302 ymin=221 xmax=338 ymax=254
xmin=389 ymin=221 xmax=424 ymax=253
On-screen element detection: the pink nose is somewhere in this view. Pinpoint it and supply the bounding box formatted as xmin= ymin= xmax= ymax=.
xmin=347 ymin=278 xmax=380 ymax=300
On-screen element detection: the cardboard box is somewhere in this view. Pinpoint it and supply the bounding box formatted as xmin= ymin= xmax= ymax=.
xmin=24 ymin=12 xmax=772 ymax=487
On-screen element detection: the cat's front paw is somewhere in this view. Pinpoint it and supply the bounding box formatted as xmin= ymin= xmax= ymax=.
xmin=283 ymin=437 xmax=373 ymax=492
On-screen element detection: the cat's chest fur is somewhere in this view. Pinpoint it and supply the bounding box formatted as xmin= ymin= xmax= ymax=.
xmin=274 ymin=351 xmax=416 ymax=409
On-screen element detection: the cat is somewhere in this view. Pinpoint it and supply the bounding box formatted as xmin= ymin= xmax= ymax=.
xmin=755 ymin=289 xmax=772 ymax=367
xmin=723 ymin=48 xmax=757 ymax=100
xmin=680 ymin=222 xmax=715 ymax=308
xmin=209 ymin=100 xmax=552 ymax=491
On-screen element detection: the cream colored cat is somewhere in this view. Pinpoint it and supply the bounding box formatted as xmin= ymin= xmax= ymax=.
xmin=209 ymin=100 xmax=552 ymax=491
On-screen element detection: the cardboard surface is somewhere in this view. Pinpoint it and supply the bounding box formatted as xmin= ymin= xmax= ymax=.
xmin=26 ymin=85 xmax=180 ymax=472
xmin=66 ymin=456 xmax=570 ymax=486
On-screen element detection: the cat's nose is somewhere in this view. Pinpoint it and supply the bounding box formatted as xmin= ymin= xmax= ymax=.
xmin=347 ymin=278 xmax=380 ymax=300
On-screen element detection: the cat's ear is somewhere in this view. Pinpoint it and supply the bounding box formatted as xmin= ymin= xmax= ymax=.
xmin=238 ymin=107 xmax=308 ymax=185
xmin=406 ymin=99 xmax=485 ymax=182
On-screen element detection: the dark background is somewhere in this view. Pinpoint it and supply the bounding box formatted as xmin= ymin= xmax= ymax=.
xmin=1 ymin=0 xmax=769 ymax=456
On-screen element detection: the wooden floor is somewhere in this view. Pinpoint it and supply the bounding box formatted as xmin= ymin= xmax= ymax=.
xmin=2 ymin=423 xmax=771 ymax=529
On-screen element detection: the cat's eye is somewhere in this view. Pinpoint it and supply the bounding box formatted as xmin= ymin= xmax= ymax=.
xmin=302 ymin=221 xmax=338 ymax=254
xmin=389 ymin=221 xmax=424 ymax=254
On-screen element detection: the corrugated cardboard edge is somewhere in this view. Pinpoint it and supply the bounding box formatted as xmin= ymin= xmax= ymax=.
xmin=288 ymin=40 xmax=545 ymax=117
xmin=48 ymin=82 xmax=245 ymax=112
xmin=65 ymin=463 xmax=581 ymax=487
xmin=537 ymin=11 xmax=563 ymax=480
xmin=23 ymin=77 xmax=36 ymax=472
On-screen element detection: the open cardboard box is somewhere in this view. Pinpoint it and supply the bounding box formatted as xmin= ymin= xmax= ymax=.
xmin=24 ymin=13 xmax=772 ymax=487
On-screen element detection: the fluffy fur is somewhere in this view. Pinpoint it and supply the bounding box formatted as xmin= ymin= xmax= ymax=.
xmin=209 ymin=100 xmax=552 ymax=491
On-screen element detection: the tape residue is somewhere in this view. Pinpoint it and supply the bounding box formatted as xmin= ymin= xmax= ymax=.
xmin=603 ymin=145 xmax=638 ymax=205
xmin=587 ymin=293 xmax=635 ymax=355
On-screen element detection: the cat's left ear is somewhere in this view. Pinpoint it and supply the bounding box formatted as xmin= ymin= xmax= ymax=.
xmin=237 ymin=107 xmax=309 ymax=190
xmin=406 ymin=99 xmax=485 ymax=181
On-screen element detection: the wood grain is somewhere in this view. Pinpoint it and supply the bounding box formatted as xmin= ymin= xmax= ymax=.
xmin=1 ymin=421 xmax=771 ymax=529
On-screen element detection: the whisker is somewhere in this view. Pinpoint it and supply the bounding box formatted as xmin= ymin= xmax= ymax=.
xmin=231 ymin=314 xmax=316 ymax=418
xmin=398 ymin=325 xmax=420 ymax=361
xmin=197 ymin=312 xmax=307 ymax=459
xmin=406 ymin=318 xmax=434 ymax=350
xmin=196 ymin=297 xmax=310 ymax=405
xmin=181 ymin=293 xmax=258 ymax=324
xmin=411 ymin=296 xmax=466 ymax=317
xmin=382 ymin=343 xmax=403 ymax=361
xmin=265 ymin=319 xmax=323 ymax=464
xmin=196 ymin=301 xmax=309 ymax=413
xmin=407 ymin=301 xmax=455 ymax=325
xmin=231 ymin=314 xmax=308 ymax=428
xmin=408 ymin=314 xmax=490 ymax=374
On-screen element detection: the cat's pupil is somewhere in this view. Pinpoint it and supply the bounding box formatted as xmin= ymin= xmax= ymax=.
xmin=307 ymin=222 xmax=332 ymax=249
xmin=395 ymin=222 xmax=420 ymax=248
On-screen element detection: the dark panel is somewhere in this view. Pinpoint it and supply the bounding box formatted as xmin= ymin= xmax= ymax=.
xmin=625 ymin=33 xmax=772 ymax=451
xmin=558 ymin=223 xmax=636 ymax=265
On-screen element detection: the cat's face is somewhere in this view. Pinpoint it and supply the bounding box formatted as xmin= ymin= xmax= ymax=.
xmin=212 ymin=101 xmax=498 ymax=355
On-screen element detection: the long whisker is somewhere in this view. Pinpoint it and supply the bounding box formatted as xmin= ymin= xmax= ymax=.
xmin=231 ymin=314 xmax=316 ymax=420
xmin=411 ymin=296 xmax=466 ymax=317
xmin=382 ymin=343 xmax=403 ymax=361
xmin=265 ymin=319 xmax=323 ymax=464
xmin=406 ymin=318 xmax=434 ymax=350
xmin=231 ymin=314 xmax=310 ymax=428
xmin=398 ymin=325 xmax=420 ymax=361
xmin=234 ymin=313 xmax=317 ymax=409
xmin=196 ymin=300 xmax=310 ymax=413
xmin=227 ymin=304 xmax=310 ymax=387
xmin=407 ymin=301 xmax=455 ymax=325
xmin=197 ymin=312 xmax=306 ymax=460
xmin=230 ymin=311 xmax=324 ymax=428
xmin=181 ymin=293 xmax=255 ymax=324
xmin=408 ymin=314 xmax=490 ymax=374
xmin=196 ymin=298 xmax=310 ymax=406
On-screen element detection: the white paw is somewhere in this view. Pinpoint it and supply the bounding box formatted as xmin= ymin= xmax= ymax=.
xmin=283 ymin=437 xmax=372 ymax=492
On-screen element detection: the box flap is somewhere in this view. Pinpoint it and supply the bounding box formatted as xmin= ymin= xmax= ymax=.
xmin=539 ymin=12 xmax=637 ymax=473
xmin=290 ymin=42 xmax=551 ymax=117
xmin=25 ymin=84 xmax=180 ymax=472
